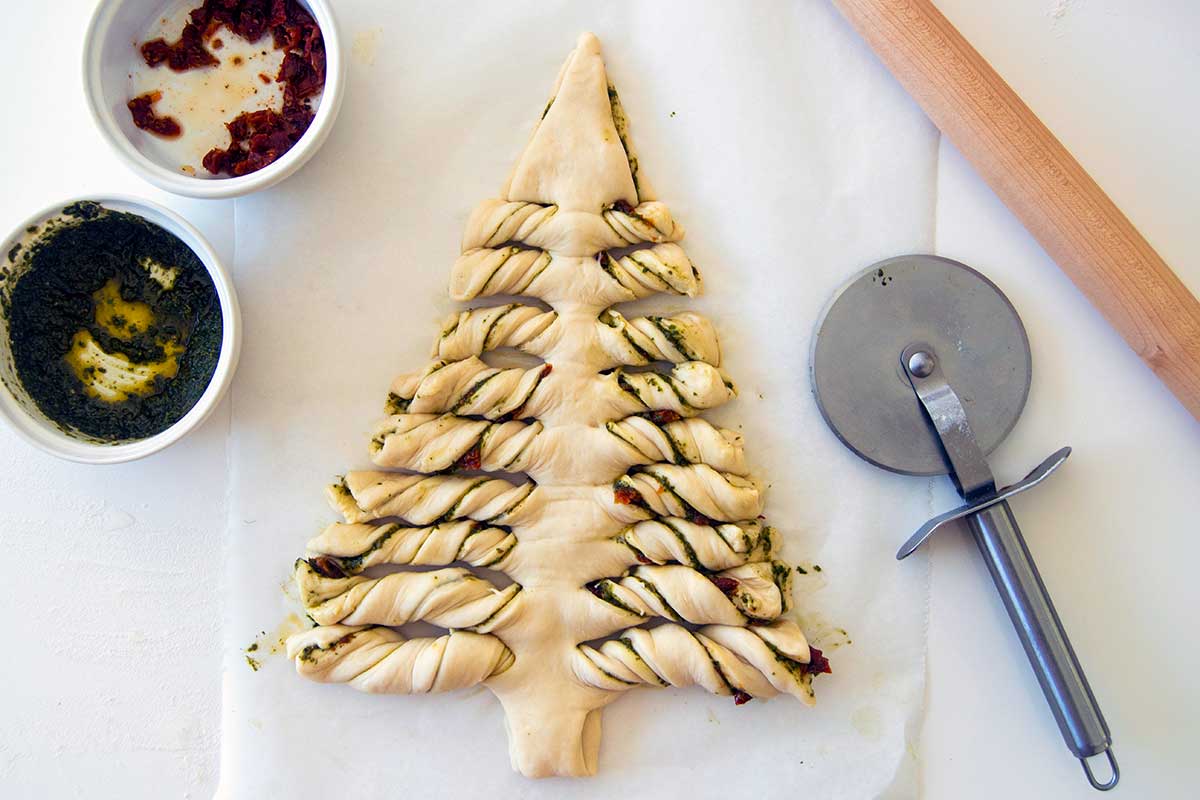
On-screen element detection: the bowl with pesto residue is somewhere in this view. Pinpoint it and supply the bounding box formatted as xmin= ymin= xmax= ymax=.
xmin=0 ymin=197 xmax=240 ymax=462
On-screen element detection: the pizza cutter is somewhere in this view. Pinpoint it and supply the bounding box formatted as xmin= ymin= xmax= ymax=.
xmin=810 ymin=254 xmax=1118 ymax=791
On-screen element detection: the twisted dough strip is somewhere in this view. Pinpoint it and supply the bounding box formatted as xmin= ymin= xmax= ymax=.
xmin=387 ymin=357 xmax=552 ymax=420
xmin=598 ymin=243 xmax=700 ymax=298
xmin=434 ymin=304 xmax=558 ymax=361
xmin=572 ymin=619 xmax=816 ymax=704
xmin=306 ymin=520 xmax=516 ymax=574
xmin=606 ymin=415 xmax=746 ymax=475
xmin=614 ymin=463 xmax=763 ymax=522
xmin=461 ymin=199 xmax=682 ymax=252
xmin=450 ymin=247 xmax=554 ymax=302
xmin=296 ymin=560 xmax=522 ymax=631
xmin=596 ymin=310 xmax=719 ymax=366
xmin=462 ymin=200 xmax=560 ymax=250
xmin=449 ymin=242 xmax=699 ymax=303
xmin=372 ymin=413 xmax=745 ymax=484
xmin=430 ymin=305 xmax=717 ymax=367
xmin=617 ymin=518 xmax=773 ymax=571
xmin=601 ymin=201 xmax=684 ymax=244
xmin=590 ymin=562 xmax=785 ymax=624
xmin=288 ymin=624 xmax=514 ymax=694
xmin=614 ymin=362 xmax=735 ymax=416
xmin=370 ymin=414 xmax=543 ymax=474
xmin=329 ymin=471 xmax=535 ymax=525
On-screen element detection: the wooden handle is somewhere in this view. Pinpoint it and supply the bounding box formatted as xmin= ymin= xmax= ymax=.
xmin=833 ymin=0 xmax=1200 ymax=420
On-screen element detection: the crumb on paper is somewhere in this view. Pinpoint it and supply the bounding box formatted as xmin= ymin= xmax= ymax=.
xmin=245 ymin=655 xmax=261 ymax=672
xmin=352 ymin=28 xmax=382 ymax=66
xmin=180 ymin=165 xmax=196 ymax=176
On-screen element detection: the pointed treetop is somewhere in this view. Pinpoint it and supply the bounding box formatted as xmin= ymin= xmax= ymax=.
xmin=504 ymin=33 xmax=645 ymax=214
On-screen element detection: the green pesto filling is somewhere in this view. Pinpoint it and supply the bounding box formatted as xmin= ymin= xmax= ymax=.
xmin=607 ymin=84 xmax=641 ymax=198
xmin=481 ymin=537 xmax=516 ymax=567
xmin=616 ymin=371 xmax=644 ymax=403
xmin=625 ymin=252 xmax=672 ymax=290
xmin=663 ymin=518 xmax=702 ymax=568
xmin=450 ymin=373 xmax=498 ymax=413
xmin=590 ymin=580 xmax=641 ymax=615
xmin=472 ymin=585 xmax=522 ymax=628
xmin=617 ymin=636 xmax=668 ymax=686
xmin=630 ymin=572 xmax=683 ymax=622
xmin=620 ymin=329 xmax=655 ymax=361
xmin=481 ymin=304 xmax=516 ymax=350
xmin=519 ymin=251 xmax=552 ymax=292
xmin=440 ymin=478 xmax=490 ymax=522
xmin=385 ymin=392 xmax=410 ymax=414
xmin=337 ymin=523 xmax=402 ymax=574
xmin=651 ymin=317 xmax=695 ymax=360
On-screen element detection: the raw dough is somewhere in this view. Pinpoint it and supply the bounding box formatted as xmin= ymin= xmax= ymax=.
xmin=286 ymin=32 xmax=826 ymax=778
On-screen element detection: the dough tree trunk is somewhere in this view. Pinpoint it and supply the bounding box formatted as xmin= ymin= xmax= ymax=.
xmin=286 ymin=32 xmax=830 ymax=778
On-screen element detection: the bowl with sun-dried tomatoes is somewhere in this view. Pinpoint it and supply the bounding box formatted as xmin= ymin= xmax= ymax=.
xmin=84 ymin=0 xmax=345 ymax=198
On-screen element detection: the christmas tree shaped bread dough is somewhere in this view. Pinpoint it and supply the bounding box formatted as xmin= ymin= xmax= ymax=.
xmin=286 ymin=32 xmax=830 ymax=778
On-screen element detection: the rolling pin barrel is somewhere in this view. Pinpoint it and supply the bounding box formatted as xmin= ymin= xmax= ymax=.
xmin=967 ymin=501 xmax=1118 ymax=790
xmin=832 ymin=0 xmax=1200 ymax=420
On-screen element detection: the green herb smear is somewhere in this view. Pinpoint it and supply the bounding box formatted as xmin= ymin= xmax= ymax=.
xmin=4 ymin=202 xmax=222 ymax=441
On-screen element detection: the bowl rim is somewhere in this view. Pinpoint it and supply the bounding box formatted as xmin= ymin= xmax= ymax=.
xmin=0 ymin=194 xmax=242 ymax=464
xmin=82 ymin=0 xmax=345 ymax=199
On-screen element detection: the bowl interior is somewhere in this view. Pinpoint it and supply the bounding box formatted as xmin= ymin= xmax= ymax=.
xmin=0 ymin=198 xmax=240 ymax=463
xmin=86 ymin=0 xmax=336 ymax=195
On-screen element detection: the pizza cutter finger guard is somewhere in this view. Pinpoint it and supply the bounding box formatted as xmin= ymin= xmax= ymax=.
xmin=812 ymin=255 xmax=1118 ymax=791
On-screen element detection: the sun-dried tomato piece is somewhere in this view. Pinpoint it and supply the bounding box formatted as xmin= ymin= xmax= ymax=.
xmin=203 ymin=100 xmax=314 ymax=176
xmin=141 ymin=20 xmax=220 ymax=71
xmin=802 ymin=647 xmax=832 ymax=675
xmin=456 ymin=445 xmax=482 ymax=471
xmin=710 ymin=576 xmax=739 ymax=596
xmin=308 ymin=555 xmax=346 ymax=579
xmin=647 ymin=409 xmax=682 ymax=425
xmin=127 ymin=92 xmax=182 ymax=139
xmin=690 ymin=512 xmax=712 ymax=526
xmin=613 ymin=486 xmax=642 ymax=506
xmin=612 ymin=199 xmax=636 ymax=214
xmin=634 ymin=552 xmax=652 ymax=565
xmin=732 ymin=690 xmax=753 ymax=705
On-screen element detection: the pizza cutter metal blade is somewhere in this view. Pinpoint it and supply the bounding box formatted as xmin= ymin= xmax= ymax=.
xmin=811 ymin=255 xmax=1119 ymax=791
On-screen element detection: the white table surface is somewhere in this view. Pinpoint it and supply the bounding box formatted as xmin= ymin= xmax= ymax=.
xmin=1 ymin=1 xmax=1196 ymax=798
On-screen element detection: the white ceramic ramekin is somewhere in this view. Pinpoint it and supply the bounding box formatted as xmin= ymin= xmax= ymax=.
xmin=82 ymin=0 xmax=345 ymax=199
xmin=0 ymin=196 xmax=241 ymax=463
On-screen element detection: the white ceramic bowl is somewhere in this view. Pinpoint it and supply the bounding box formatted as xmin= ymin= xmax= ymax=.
xmin=0 ymin=196 xmax=241 ymax=463
xmin=83 ymin=0 xmax=344 ymax=199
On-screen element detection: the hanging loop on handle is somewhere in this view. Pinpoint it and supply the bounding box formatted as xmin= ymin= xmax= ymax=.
xmin=1081 ymin=748 xmax=1120 ymax=791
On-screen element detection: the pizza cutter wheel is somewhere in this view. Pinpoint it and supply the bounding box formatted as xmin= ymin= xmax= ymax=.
xmin=812 ymin=255 xmax=1118 ymax=791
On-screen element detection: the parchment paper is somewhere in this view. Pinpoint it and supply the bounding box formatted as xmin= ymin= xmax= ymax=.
xmin=219 ymin=1 xmax=938 ymax=797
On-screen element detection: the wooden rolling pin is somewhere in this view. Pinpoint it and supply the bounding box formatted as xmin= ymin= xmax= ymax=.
xmin=832 ymin=0 xmax=1200 ymax=421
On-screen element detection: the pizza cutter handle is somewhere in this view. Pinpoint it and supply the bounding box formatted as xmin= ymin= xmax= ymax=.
xmin=968 ymin=500 xmax=1119 ymax=790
